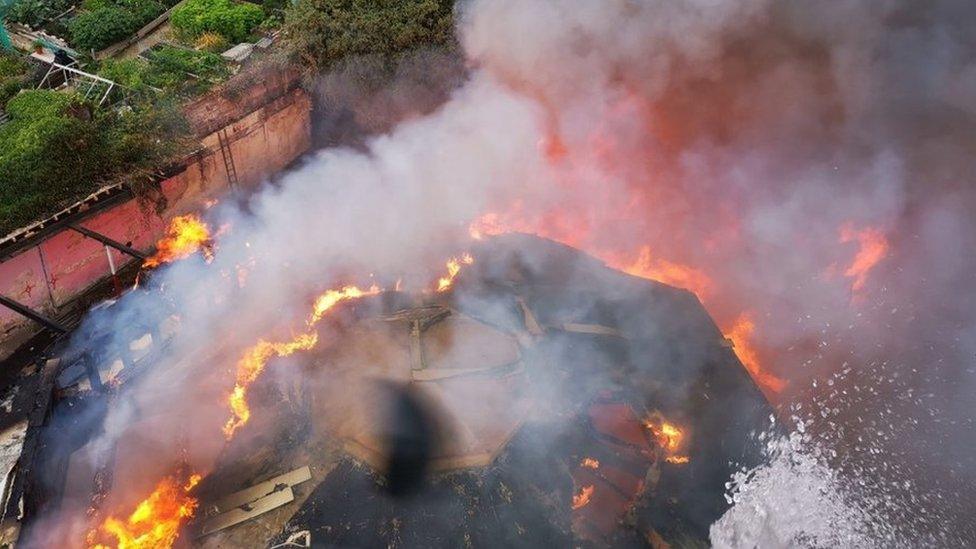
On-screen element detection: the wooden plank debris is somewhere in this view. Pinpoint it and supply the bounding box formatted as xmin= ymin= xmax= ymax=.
xmin=201 ymin=486 xmax=294 ymax=535
xmin=560 ymin=323 xmax=626 ymax=338
xmin=211 ymin=466 xmax=311 ymax=513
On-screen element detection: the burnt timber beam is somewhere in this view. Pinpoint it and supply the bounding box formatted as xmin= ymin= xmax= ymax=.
xmin=68 ymin=224 xmax=148 ymax=260
xmin=0 ymin=294 xmax=68 ymax=334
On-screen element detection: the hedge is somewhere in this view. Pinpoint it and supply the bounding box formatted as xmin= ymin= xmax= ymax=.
xmin=171 ymin=0 xmax=265 ymax=43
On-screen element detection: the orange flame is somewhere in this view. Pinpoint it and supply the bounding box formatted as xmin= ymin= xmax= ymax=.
xmin=580 ymin=457 xmax=600 ymax=469
xmin=572 ymin=485 xmax=595 ymax=510
xmin=725 ymin=313 xmax=786 ymax=394
xmin=436 ymin=253 xmax=474 ymax=292
xmin=144 ymin=215 xmax=212 ymax=269
xmin=223 ymin=284 xmax=381 ymax=440
xmin=665 ymin=455 xmax=690 ymax=464
xmin=622 ymin=246 xmax=712 ymax=300
xmin=309 ymin=285 xmax=381 ymax=324
xmin=840 ymin=224 xmax=889 ymax=292
xmin=89 ymin=473 xmax=201 ymax=549
xmin=223 ymin=333 xmax=318 ymax=439
xmin=644 ymin=418 xmax=684 ymax=453
xmin=468 ymin=213 xmax=506 ymax=240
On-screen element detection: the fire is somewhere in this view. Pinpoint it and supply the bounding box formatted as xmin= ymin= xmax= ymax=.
xmin=840 ymin=224 xmax=889 ymax=292
xmin=580 ymin=457 xmax=600 ymax=469
xmin=621 ymin=246 xmax=712 ymax=300
xmin=571 ymin=485 xmax=594 ymax=510
xmin=309 ymin=285 xmax=381 ymax=324
xmin=224 ymin=284 xmax=380 ymax=439
xmin=725 ymin=313 xmax=786 ymax=394
xmin=223 ymin=333 xmax=318 ymax=438
xmin=436 ymin=253 xmax=474 ymax=292
xmin=644 ymin=417 xmax=683 ymax=453
xmin=89 ymin=472 xmax=201 ymax=549
xmin=143 ymin=215 xmax=213 ymax=269
xmin=468 ymin=213 xmax=506 ymax=240
xmin=643 ymin=413 xmax=693 ymax=466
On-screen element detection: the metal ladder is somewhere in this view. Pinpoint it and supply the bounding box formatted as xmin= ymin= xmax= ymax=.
xmin=217 ymin=127 xmax=240 ymax=189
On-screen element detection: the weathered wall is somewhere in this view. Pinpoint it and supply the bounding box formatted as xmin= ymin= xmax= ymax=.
xmin=0 ymin=86 xmax=312 ymax=360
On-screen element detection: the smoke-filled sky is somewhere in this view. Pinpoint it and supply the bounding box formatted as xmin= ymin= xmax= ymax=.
xmin=40 ymin=0 xmax=975 ymax=546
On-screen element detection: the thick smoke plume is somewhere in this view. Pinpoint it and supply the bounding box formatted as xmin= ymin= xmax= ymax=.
xmin=33 ymin=0 xmax=975 ymax=546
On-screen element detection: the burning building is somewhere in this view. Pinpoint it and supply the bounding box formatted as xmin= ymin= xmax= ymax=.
xmin=9 ymin=233 xmax=773 ymax=547
xmin=0 ymin=0 xmax=972 ymax=546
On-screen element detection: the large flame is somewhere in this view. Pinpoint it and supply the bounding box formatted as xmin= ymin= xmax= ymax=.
xmin=143 ymin=215 xmax=213 ymax=269
xmin=89 ymin=473 xmax=201 ymax=549
xmin=840 ymin=224 xmax=889 ymax=293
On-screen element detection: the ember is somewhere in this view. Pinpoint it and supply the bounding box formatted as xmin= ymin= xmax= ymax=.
xmin=143 ymin=215 xmax=213 ymax=269
xmin=580 ymin=457 xmax=600 ymax=469
xmin=88 ymin=472 xmax=201 ymax=549
xmin=571 ymin=485 xmax=594 ymax=510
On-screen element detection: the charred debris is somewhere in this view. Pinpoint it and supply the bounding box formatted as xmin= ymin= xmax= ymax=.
xmin=1 ymin=234 xmax=774 ymax=547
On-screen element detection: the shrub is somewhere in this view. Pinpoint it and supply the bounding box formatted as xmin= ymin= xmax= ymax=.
xmin=283 ymin=0 xmax=455 ymax=72
xmin=117 ymin=0 xmax=166 ymax=25
xmin=0 ymin=90 xmax=192 ymax=235
xmin=99 ymin=58 xmax=152 ymax=90
xmin=69 ymin=7 xmax=140 ymax=51
xmin=171 ymin=0 xmax=265 ymax=43
xmin=0 ymin=53 xmax=30 ymax=106
xmin=7 ymin=0 xmax=74 ymax=28
xmin=0 ymin=91 xmax=105 ymax=231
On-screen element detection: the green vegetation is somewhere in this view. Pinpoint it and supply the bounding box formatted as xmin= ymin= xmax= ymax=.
xmin=171 ymin=0 xmax=265 ymax=44
xmin=68 ymin=0 xmax=170 ymax=51
xmin=0 ymin=52 xmax=31 ymax=107
xmin=6 ymin=0 xmax=75 ymax=30
xmin=0 ymin=90 xmax=191 ymax=234
xmin=99 ymin=45 xmax=230 ymax=96
xmin=283 ymin=0 xmax=455 ymax=72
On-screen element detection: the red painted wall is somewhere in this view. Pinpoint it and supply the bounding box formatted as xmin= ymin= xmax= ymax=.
xmin=0 ymin=88 xmax=312 ymax=359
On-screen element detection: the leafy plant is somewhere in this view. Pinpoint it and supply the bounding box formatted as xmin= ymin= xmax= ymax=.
xmin=98 ymin=58 xmax=152 ymax=90
xmin=6 ymin=0 xmax=75 ymax=28
xmin=142 ymin=45 xmax=229 ymax=94
xmin=68 ymin=0 xmax=168 ymax=51
xmin=69 ymin=7 xmax=139 ymax=51
xmin=171 ymin=0 xmax=265 ymax=43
